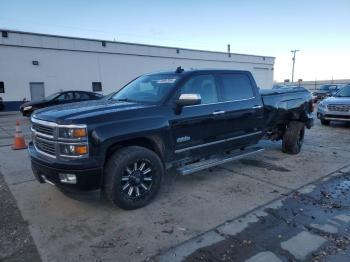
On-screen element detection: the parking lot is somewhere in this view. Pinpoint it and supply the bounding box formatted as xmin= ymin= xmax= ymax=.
xmin=1 ymin=112 xmax=350 ymax=262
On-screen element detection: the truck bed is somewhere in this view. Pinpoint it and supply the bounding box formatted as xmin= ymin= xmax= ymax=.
xmin=260 ymin=87 xmax=313 ymax=130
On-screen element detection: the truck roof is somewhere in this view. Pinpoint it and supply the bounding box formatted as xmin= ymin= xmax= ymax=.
xmin=146 ymin=68 xmax=252 ymax=76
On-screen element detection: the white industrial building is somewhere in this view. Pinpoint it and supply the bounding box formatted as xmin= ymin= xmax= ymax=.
xmin=0 ymin=29 xmax=275 ymax=111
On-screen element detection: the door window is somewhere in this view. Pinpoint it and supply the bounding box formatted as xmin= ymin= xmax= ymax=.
xmin=57 ymin=92 xmax=74 ymax=101
xmin=220 ymin=74 xmax=254 ymax=102
xmin=180 ymin=75 xmax=218 ymax=104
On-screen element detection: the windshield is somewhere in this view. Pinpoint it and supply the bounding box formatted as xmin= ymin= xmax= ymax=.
xmin=102 ymin=92 xmax=117 ymax=100
xmin=111 ymin=74 xmax=180 ymax=103
xmin=45 ymin=92 xmax=60 ymax=100
xmin=334 ymin=86 xmax=350 ymax=97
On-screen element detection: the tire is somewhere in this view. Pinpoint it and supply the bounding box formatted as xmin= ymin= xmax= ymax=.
xmin=103 ymin=146 xmax=164 ymax=210
xmin=320 ymin=119 xmax=330 ymax=125
xmin=23 ymin=110 xmax=33 ymax=117
xmin=282 ymin=121 xmax=305 ymax=155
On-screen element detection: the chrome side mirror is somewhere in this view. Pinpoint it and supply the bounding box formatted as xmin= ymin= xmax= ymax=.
xmin=176 ymin=94 xmax=201 ymax=107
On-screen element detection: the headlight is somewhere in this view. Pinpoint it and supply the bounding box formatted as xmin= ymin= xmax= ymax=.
xmin=59 ymin=127 xmax=87 ymax=139
xmin=318 ymin=103 xmax=326 ymax=109
xmin=58 ymin=125 xmax=88 ymax=158
xmin=23 ymin=106 xmax=32 ymax=111
xmin=59 ymin=144 xmax=88 ymax=157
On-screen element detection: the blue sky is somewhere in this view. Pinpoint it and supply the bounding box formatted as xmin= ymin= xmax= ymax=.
xmin=1 ymin=0 xmax=349 ymax=81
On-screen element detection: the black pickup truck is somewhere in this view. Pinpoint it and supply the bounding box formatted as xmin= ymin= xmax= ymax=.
xmin=29 ymin=69 xmax=313 ymax=209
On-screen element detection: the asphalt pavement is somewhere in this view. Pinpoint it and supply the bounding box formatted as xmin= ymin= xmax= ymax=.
xmin=0 ymin=112 xmax=349 ymax=261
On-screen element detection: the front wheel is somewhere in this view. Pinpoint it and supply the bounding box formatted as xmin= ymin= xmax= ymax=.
xmin=103 ymin=146 xmax=164 ymax=210
xmin=22 ymin=110 xmax=33 ymax=117
xmin=320 ymin=119 xmax=330 ymax=125
xmin=282 ymin=121 xmax=305 ymax=154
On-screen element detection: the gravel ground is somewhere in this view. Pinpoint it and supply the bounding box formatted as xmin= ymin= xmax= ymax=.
xmin=0 ymin=172 xmax=41 ymax=262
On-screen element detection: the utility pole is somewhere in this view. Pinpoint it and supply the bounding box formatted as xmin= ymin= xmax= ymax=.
xmin=291 ymin=49 xmax=300 ymax=82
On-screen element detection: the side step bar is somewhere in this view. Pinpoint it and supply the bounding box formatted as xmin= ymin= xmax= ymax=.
xmin=177 ymin=147 xmax=264 ymax=176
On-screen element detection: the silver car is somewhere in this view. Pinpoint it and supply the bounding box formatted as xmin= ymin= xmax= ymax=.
xmin=317 ymin=85 xmax=350 ymax=125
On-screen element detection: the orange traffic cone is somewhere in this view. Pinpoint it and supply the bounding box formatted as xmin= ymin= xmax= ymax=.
xmin=12 ymin=120 xmax=27 ymax=150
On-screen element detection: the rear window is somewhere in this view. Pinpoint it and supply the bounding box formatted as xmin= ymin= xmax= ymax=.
xmin=220 ymin=74 xmax=254 ymax=101
xmin=75 ymin=92 xmax=90 ymax=100
xmin=319 ymin=85 xmax=330 ymax=90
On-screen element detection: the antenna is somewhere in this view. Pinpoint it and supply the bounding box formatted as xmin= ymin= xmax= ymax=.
xmin=176 ymin=66 xmax=184 ymax=73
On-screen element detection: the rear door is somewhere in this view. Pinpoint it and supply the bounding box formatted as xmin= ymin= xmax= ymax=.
xmin=74 ymin=91 xmax=91 ymax=102
xmin=216 ymin=73 xmax=264 ymax=149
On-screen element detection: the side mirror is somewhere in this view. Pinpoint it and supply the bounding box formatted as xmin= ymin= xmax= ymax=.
xmin=176 ymin=94 xmax=201 ymax=107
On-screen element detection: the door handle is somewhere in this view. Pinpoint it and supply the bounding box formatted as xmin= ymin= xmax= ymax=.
xmin=212 ymin=110 xmax=225 ymax=115
xmin=252 ymin=105 xmax=263 ymax=109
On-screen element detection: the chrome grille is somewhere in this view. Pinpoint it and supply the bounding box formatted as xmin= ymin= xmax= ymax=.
xmin=34 ymin=137 xmax=56 ymax=157
xmin=327 ymin=104 xmax=350 ymax=112
xmin=32 ymin=123 xmax=55 ymax=137
xmin=31 ymin=117 xmax=88 ymax=159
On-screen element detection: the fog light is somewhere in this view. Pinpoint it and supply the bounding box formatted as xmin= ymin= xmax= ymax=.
xmin=74 ymin=145 xmax=88 ymax=154
xmin=59 ymin=173 xmax=77 ymax=184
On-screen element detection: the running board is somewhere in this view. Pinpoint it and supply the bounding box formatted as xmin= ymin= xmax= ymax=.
xmin=177 ymin=147 xmax=264 ymax=176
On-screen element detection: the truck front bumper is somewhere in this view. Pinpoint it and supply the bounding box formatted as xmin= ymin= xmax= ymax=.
xmin=29 ymin=142 xmax=103 ymax=190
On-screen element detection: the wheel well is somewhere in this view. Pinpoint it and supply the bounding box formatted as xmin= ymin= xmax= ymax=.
xmin=105 ymin=137 xmax=165 ymax=163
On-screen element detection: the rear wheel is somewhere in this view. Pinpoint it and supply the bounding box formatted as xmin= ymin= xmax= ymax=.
xmin=320 ymin=119 xmax=330 ymax=125
xmin=282 ymin=121 xmax=305 ymax=154
xmin=103 ymin=146 xmax=163 ymax=210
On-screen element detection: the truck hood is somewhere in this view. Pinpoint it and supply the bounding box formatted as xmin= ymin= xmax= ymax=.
xmin=323 ymin=96 xmax=350 ymax=104
xmin=33 ymin=99 xmax=154 ymax=124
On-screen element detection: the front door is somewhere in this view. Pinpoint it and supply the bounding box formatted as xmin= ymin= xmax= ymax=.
xmin=55 ymin=92 xmax=75 ymax=105
xmin=169 ymin=74 xmax=227 ymax=160
xmin=30 ymin=82 xmax=45 ymax=101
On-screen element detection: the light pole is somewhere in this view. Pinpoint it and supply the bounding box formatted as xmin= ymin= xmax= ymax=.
xmin=291 ymin=49 xmax=300 ymax=82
